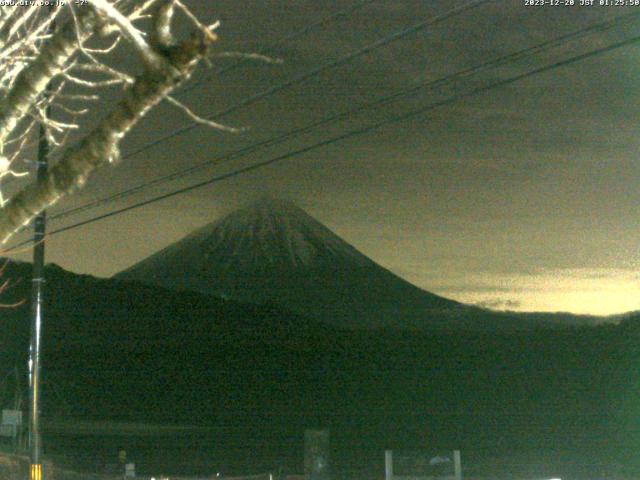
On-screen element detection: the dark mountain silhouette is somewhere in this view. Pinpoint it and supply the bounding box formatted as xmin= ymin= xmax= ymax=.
xmin=116 ymin=198 xmax=607 ymax=330
xmin=1 ymin=259 xmax=639 ymax=477
xmin=0 ymin=259 xmax=329 ymax=358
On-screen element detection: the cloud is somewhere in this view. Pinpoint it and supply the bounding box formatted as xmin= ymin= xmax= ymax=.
xmin=475 ymin=299 xmax=522 ymax=310
xmin=400 ymin=265 xmax=640 ymax=315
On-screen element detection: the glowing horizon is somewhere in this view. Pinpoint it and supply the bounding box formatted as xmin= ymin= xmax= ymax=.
xmin=418 ymin=267 xmax=640 ymax=316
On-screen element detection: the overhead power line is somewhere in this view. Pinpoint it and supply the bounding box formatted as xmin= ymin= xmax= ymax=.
xmin=120 ymin=0 xmax=494 ymax=160
xmin=8 ymin=30 xmax=638 ymax=250
xmin=3 ymin=0 xmax=489 ymax=238
xmin=48 ymin=10 xmax=640 ymax=223
xmin=178 ymin=0 xmax=378 ymax=96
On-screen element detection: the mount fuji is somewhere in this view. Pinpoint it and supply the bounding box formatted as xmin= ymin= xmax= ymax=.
xmin=115 ymin=198 xmax=597 ymax=330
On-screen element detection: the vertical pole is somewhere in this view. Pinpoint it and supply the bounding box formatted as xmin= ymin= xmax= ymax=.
xmin=384 ymin=450 xmax=393 ymax=480
xmin=28 ymin=30 xmax=53 ymax=480
xmin=28 ymin=112 xmax=48 ymax=480
xmin=453 ymin=450 xmax=462 ymax=480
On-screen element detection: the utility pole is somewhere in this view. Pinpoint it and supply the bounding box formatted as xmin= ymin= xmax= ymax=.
xmin=28 ymin=105 xmax=49 ymax=480
xmin=28 ymin=7 xmax=54 ymax=475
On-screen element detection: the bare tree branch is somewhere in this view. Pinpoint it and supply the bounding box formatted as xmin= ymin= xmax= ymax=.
xmin=89 ymin=0 xmax=166 ymax=69
xmin=165 ymin=95 xmax=241 ymax=133
xmin=0 ymin=8 xmax=97 ymax=150
xmin=0 ymin=18 xmax=215 ymax=243
xmin=0 ymin=1 xmax=228 ymax=244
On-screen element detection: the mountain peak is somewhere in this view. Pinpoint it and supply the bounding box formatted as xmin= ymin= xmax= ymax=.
xmin=246 ymin=196 xmax=300 ymax=212
xmin=231 ymin=197 xmax=317 ymax=233
xmin=116 ymin=200 xmax=462 ymax=329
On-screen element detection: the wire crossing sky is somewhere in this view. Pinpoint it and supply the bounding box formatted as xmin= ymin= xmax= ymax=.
xmin=45 ymin=9 xmax=640 ymax=225
xmin=115 ymin=0 xmax=495 ymax=162
xmin=9 ymin=0 xmax=495 ymax=229
xmin=8 ymin=24 xmax=640 ymax=248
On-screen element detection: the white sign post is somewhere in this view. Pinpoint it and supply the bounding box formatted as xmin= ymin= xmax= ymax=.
xmin=453 ymin=450 xmax=462 ymax=480
xmin=385 ymin=450 xmax=394 ymax=480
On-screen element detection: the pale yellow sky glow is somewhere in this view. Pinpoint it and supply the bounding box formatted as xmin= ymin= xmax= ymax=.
xmin=417 ymin=268 xmax=640 ymax=316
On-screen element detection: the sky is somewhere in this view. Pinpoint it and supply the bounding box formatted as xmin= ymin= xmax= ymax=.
xmin=5 ymin=0 xmax=640 ymax=315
